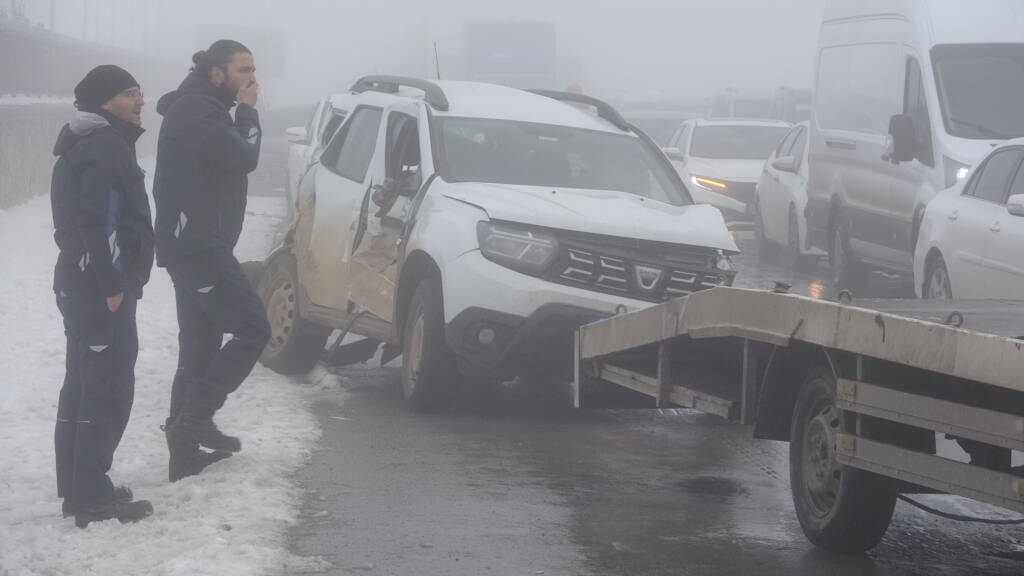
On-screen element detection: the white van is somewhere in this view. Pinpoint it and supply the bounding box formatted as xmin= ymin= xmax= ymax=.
xmin=807 ymin=0 xmax=1024 ymax=291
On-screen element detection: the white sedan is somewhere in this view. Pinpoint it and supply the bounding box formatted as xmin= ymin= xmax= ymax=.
xmin=915 ymin=139 xmax=1024 ymax=299
xmin=753 ymin=121 xmax=825 ymax=269
xmin=663 ymin=118 xmax=791 ymax=230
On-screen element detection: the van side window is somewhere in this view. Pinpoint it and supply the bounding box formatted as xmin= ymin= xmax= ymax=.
xmin=816 ymin=44 xmax=899 ymax=135
xmin=966 ymin=150 xmax=1023 ymax=204
xmin=904 ymin=58 xmax=934 ymax=166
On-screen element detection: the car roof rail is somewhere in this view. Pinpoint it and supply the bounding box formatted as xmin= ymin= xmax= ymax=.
xmin=526 ymin=89 xmax=632 ymax=132
xmin=350 ymin=75 xmax=450 ymax=112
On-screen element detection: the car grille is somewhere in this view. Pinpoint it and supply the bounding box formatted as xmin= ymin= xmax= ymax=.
xmin=544 ymin=233 xmax=735 ymax=303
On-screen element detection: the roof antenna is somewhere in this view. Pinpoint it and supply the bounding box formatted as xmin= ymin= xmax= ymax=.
xmin=434 ymin=41 xmax=442 ymax=80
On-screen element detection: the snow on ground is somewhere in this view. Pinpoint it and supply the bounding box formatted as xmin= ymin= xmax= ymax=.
xmin=0 ymin=160 xmax=330 ymax=575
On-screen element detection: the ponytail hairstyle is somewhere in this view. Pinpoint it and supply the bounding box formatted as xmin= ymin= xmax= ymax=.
xmin=191 ymin=39 xmax=251 ymax=78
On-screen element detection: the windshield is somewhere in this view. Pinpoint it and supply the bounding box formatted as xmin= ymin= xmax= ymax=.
xmin=627 ymin=117 xmax=686 ymax=146
xmin=933 ymin=44 xmax=1024 ymax=140
xmin=690 ymin=125 xmax=790 ymax=160
xmin=437 ymin=117 xmax=691 ymax=206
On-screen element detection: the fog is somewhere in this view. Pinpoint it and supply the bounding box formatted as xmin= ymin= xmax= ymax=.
xmin=18 ymin=0 xmax=824 ymax=107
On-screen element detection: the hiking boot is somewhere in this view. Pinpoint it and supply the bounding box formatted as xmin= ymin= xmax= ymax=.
xmin=168 ymin=447 xmax=233 ymax=482
xmin=169 ymin=416 xmax=242 ymax=453
xmin=62 ymin=485 xmax=133 ymax=518
xmin=74 ymin=498 xmax=153 ymax=528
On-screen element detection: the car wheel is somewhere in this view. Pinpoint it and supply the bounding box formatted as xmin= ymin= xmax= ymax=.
xmin=258 ymin=254 xmax=331 ymax=375
xmin=829 ymin=215 xmax=867 ymax=293
xmin=787 ymin=206 xmax=818 ymax=272
xmin=924 ymin=255 xmax=953 ymax=299
xmin=401 ymin=277 xmax=456 ymax=412
xmin=790 ymin=367 xmax=897 ymax=553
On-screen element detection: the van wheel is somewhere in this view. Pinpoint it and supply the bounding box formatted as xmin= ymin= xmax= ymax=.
xmin=829 ymin=217 xmax=867 ymax=293
xmin=790 ymin=368 xmax=897 ymax=553
xmin=924 ymin=255 xmax=953 ymax=299
xmin=258 ymin=254 xmax=330 ymax=375
xmin=787 ymin=206 xmax=818 ymax=272
xmin=401 ymin=277 xmax=456 ymax=412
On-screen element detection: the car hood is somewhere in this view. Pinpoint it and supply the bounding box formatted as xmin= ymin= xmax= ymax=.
xmin=440 ymin=181 xmax=738 ymax=253
xmin=685 ymin=157 xmax=766 ymax=182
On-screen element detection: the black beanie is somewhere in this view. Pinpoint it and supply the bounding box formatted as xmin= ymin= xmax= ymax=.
xmin=74 ymin=65 xmax=139 ymax=111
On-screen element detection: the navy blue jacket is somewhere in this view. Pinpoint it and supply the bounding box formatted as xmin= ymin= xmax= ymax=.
xmin=51 ymin=110 xmax=154 ymax=297
xmin=153 ymin=73 xmax=261 ymax=266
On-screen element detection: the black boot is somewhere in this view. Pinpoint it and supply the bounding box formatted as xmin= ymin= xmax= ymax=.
xmin=168 ymin=415 xmax=242 ymax=453
xmin=165 ymin=423 xmax=233 ymax=482
xmin=74 ymin=498 xmax=153 ymax=528
xmin=62 ymin=485 xmax=133 ymax=518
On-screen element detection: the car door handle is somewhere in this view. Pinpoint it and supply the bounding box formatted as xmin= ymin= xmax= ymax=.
xmin=947 ymin=210 xmax=958 ymax=221
xmin=990 ymin=221 xmax=1001 ymax=233
xmin=826 ymin=139 xmax=857 ymax=151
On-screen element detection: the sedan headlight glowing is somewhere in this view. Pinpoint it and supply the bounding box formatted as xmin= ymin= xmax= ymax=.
xmin=477 ymin=222 xmax=559 ymax=273
xmin=691 ymin=175 xmax=728 ymax=192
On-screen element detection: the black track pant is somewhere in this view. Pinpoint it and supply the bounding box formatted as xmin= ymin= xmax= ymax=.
xmin=166 ymin=249 xmax=270 ymax=425
xmin=55 ymin=290 xmax=138 ymax=507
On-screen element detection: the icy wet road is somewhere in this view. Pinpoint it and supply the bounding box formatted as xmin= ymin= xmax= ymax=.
xmin=284 ymin=243 xmax=1023 ymax=576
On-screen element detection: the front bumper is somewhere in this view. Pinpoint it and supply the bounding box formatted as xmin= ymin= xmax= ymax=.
xmin=446 ymin=304 xmax=608 ymax=379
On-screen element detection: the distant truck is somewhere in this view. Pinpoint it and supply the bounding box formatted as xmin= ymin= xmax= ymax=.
xmin=711 ymin=87 xmax=811 ymax=124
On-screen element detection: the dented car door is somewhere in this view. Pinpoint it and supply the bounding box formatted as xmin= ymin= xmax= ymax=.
xmin=348 ymin=102 xmax=429 ymax=322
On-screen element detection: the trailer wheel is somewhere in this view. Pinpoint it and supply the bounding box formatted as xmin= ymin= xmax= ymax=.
xmin=789 ymin=367 xmax=897 ymax=553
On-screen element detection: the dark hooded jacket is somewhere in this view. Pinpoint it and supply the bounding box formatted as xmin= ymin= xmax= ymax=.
xmin=51 ymin=110 xmax=154 ymax=298
xmin=152 ymin=73 xmax=261 ymax=266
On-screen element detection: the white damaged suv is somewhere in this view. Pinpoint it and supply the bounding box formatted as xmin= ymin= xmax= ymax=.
xmin=256 ymin=76 xmax=737 ymax=410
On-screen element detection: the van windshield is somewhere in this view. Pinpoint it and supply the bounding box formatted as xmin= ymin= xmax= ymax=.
xmin=933 ymin=44 xmax=1024 ymax=140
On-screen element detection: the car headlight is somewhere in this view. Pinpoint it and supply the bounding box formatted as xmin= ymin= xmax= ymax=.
xmin=477 ymin=221 xmax=558 ymax=273
xmin=943 ymin=157 xmax=971 ymax=188
xmin=691 ymin=175 xmax=728 ymax=193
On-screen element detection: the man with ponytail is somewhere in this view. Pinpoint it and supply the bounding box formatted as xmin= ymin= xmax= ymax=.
xmin=153 ymin=40 xmax=271 ymax=482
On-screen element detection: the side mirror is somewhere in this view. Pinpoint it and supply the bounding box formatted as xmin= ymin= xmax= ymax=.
xmin=1007 ymin=194 xmax=1024 ymax=217
xmin=286 ymin=126 xmax=309 ymax=144
xmin=771 ymin=156 xmax=799 ymax=174
xmin=662 ymin=147 xmax=686 ymax=162
xmin=887 ymin=114 xmax=917 ymax=163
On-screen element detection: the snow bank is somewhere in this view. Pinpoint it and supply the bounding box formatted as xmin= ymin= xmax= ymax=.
xmin=0 ymin=161 xmax=323 ymax=575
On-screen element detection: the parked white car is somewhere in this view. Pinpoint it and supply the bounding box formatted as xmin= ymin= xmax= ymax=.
xmin=754 ymin=122 xmax=825 ymax=269
xmin=664 ymin=118 xmax=791 ymax=229
xmin=256 ymin=76 xmax=738 ymax=411
xmin=915 ymin=140 xmax=1024 ymax=299
xmin=285 ymin=94 xmax=356 ymax=216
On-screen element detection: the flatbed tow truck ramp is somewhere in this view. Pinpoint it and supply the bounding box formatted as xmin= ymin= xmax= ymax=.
xmin=574 ymin=287 xmax=1024 ymax=552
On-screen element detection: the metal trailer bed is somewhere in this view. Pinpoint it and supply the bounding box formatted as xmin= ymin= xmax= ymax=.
xmin=574 ymin=287 xmax=1024 ymax=552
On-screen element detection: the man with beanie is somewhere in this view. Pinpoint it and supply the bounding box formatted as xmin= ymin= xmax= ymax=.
xmin=153 ymin=40 xmax=270 ymax=482
xmin=52 ymin=64 xmax=155 ymax=527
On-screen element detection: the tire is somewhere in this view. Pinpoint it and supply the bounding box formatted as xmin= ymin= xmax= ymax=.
xmin=923 ymin=255 xmax=953 ymax=299
xmin=789 ymin=367 xmax=897 ymax=553
xmin=401 ymin=277 xmax=456 ymax=412
xmin=786 ymin=206 xmax=818 ymax=272
xmin=829 ymin=214 xmax=867 ymax=293
xmin=258 ymin=254 xmax=330 ymax=375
